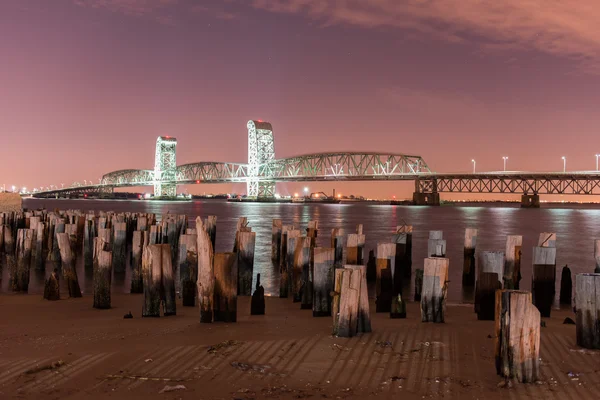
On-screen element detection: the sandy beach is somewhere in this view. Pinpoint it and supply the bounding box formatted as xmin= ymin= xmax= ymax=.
xmin=1 ymin=293 xmax=598 ymax=400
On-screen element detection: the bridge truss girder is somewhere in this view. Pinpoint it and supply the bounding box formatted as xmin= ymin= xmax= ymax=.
xmin=416 ymin=174 xmax=600 ymax=195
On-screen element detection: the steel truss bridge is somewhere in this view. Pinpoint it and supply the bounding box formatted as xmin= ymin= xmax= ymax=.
xmin=31 ymin=120 xmax=600 ymax=206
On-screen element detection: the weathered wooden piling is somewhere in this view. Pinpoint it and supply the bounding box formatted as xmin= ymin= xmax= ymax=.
xmin=136 ymin=216 xmax=147 ymax=232
xmin=179 ymin=233 xmax=198 ymax=306
xmin=130 ymin=231 xmax=145 ymax=293
xmin=332 ymin=266 xmax=370 ymax=337
xmin=213 ymin=252 xmax=238 ymax=323
xmin=559 ymin=265 xmax=572 ymax=305
xmin=197 ymin=217 xmax=215 ymax=323
xmin=532 ymin=246 xmax=556 ymax=317
xmin=299 ymin=236 xmax=314 ymax=309
xmin=475 ymin=251 xmax=504 ymax=320
xmin=462 ymin=228 xmax=478 ymax=286
xmin=495 ymin=290 xmax=540 ymax=383
xmin=93 ymin=238 xmax=112 ymax=309
xmin=14 ymin=229 xmax=34 ymax=292
xmin=83 ymin=218 xmax=95 ymax=272
xmin=149 ymin=224 xmax=162 ymax=245
xmin=251 ymin=273 xmax=265 ymax=315
xmin=538 ymin=232 xmax=556 ymax=247
xmin=4 ymin=224 xmax=14 ymax=255
xmin=142 ymin=244 xmax=163 ymax=317
xmin=112 ymin=222 xmax=127 ymax=273
xmin=393 ymin=225 xmax=413 ymax=278
xmin=504 ymin=235 xmax=523 ymax=289
xmin=284 ymin=229 xmax=300 ymax=297
xmin=160 ymin=244 xmax=176 ymax=316
xmin=271 ymin=219 xmax=282 ymax=262
xmin=204 ymin=215 xmax=217 ymax=251
xmin=292 ymin=236 xmax=311 ymax=304
xmin=331 ymin=228 xmax=345 ymax=268
xmin=233 ymin=217 xmax=250 ymax=252
xmin=50 ymin=220 xmax=64 ymax=263
xmin=236 ymin=231 xmax=256 ymax=296
xmin=427 ymin=231 xmax=446 ymax=257
xmin=56 ymin=232 xmax=82 ymax=298
xmin=575 ymin=273 xmax=600 ymax=349
xmin=421 ymin=257 xmax=449 ymax=323
xmin=313 ymin=247 xmax=335 ymax=317
xmin=43 ymin=268 xmax=60 ymax=300
xmin=376 ymin=258 xmax=393 ymax=312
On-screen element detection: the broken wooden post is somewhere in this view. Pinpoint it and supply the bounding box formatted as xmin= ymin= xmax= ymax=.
xmin=285 ymin=229 xmax=300 ymax=297
xmin=49 ymin=220 xmax=64 ymax=263
xmin=149 ymin=224 xmax=162 ymax=245
xmin=160 ymin=244 xmax=176 ymax=316
xmin=504 ymin=235 xmax=523 ymax=289
xmin=298 ymin=236 xmax=314 ymax=309
xmin=292 ymin=236 xmax=311 ymax=303
xmin=495 ymin=290 xmax=540 ymax=383
xmin=93 ymin=238 xmax=112 ymax=309
xmin=179 ymin=233 xmax=198 ymax=306
xmin=462 ymin=228 xmax=477 ymax=286
xmin=271 ymin=219 xmax=282 ymax=263
xmin=414 ymin=268 xmax=424 ymax=301
xmin=331 ymin=228 xmax=345 ymax=268
xmin=130 ymin=230 xmax=145 ymax=293
xmin=559 ymin=265 xmax=572 ymax=305
xmin=34 ymin=221 xmax=45 ymax=271
xmin=56 ymin=232 xmax=82 ymax=298
xmin=475 ymin=251 xmax=504 ymax=320
xmin=575 ymin=273 xmax=600 ymax=349
xmin=421 ymin=257 xmax=449 ymax=323
xmin=14 ymin=229 xmax=34 ymax=292
xmin=375 ymin=257 xmax=393 ymax=313
xmin=332 ymin=266 xmax=370 ymax=337
xmin=236 ymin=231 xmax=256 ymax=296
xmin=532 ymin=246 xmax=556 ymax=317
xmin=197 ymin=217 xmax=215 ymax=323
xmin=213 ymin=252 xmax=238 ymax=323
xmin=112 ymin=222 xmax=127 ymax=273
xmin=313 ymin=247 xmax=334 ymax=317
xmin=427 ymin=231 xmax=446 ymax=257
xmin=251 ymin=273 xmax=265 ymax=315
xmin=142 ymin=244 xmax=163 ymax=317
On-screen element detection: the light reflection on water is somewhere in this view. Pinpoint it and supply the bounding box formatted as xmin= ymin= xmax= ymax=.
xmin=2 ymin=198 xmax=598 ymax=307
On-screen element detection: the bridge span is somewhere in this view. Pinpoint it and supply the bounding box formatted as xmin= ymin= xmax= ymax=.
xmin=31 ymin=120 xmax=600 ymax=207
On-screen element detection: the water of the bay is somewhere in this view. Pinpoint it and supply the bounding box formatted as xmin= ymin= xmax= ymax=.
xmin=5 ymin=198 xmax=599 ymax=307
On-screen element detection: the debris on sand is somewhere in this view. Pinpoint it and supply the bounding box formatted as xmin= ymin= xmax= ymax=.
xmin=207 ymin=340 xmax=243 ymax=354
xmin=25 ymin=360 xmax=65 ymax=375
xmin=159 ymin=384 xmax=186 ymax=393
xmin=231 ymin=362 xmax=271 ymax=374
xmin=375 ymin=340 xmax=392 ymax=348
xmin=124 ymin=311 xmax=133 ymax=319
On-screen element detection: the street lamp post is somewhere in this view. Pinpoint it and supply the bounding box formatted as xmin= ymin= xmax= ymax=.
xmin=502 ymin=156 xmax=508 ymax=172
xmin=471 ymin=159 xmax=476 ymax=173
xmin=596 ymin=154 xmax=599 ymax=171
xmin=562 ymin=156 xmax=566 ymax=172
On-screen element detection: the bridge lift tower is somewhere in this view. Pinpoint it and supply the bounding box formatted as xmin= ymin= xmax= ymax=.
xmin=154 ymin=136 xmax=177 ymax=197
xmin=247 ymin=120 xmax=276 ymax=198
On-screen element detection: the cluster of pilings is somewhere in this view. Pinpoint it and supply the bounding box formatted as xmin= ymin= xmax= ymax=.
xmin=3 ymin=209 xmax=600 ymax=385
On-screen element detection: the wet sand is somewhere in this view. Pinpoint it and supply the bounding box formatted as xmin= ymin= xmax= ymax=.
xmin=1 ymin=294 xmax=599 ymax=399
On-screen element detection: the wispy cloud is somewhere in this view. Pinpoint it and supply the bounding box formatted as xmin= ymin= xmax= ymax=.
xmin=250 ymin=0 xmax=600 ymax=72
xmin=73 ymin=0 xmax=179 ymax=17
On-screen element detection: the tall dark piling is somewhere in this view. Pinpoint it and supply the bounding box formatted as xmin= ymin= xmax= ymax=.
xmin=331 ymin=228 xmax=345 ymax=268
xmin=197 ymin=217 xmax=215 ymax=323
xmin=204 ymin=215 xmax=217 ymax=252
xmin=272 ymin=219 xmax=282 ymax=263
xmin=284 ymin=229 xmax=300 ymax=297
xmin=213 ymin=252 xmax=238 ymax=323
xmin=393 ymin=225 xmax=413 ymax=278
xmin=375 ymin=258 xmax=393 ymax=313
xmin=532 ymin=246 xmax=556 ymax=317
xmin=83 ymin=218 xmax=96 ymax=273
xmin=130 ymin=230 xmax=145 ymax=293
xmin=179 ymin=233 xmax=198 ymax=306
xmin=160 ymin=244 xmax=176 ymax=316
xmin=142 ymin=244 xmax=163 ymax=317
xmin=292 ymin=236 xmax=311 ymax=303
xmin=462 ymin=228 xmax=477 ymax=286
xmin=112 ymin=222 xmax=127 ymax=273
xmin=14 ymin=229 xmax=34 ymax=292
xmin=236 ymin=231 xmax=256 ymax=296
xmin=560 ymin=265 xmax=572 ymax=305
xmin=504 ymin=235 xmax=522 ymax=289
xmin=43 ymin=268 xmax=60 ymax=301
xmin=475 ymin=251 xmax=504 ymax=320
xmin=93 ymin=238 xmax=112 ymax=309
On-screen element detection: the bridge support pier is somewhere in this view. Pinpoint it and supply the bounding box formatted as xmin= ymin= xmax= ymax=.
xmin=521 ymin=194 xmax=540 ymax=208
xmin=413 ymin=192 xmax=440 ymax=206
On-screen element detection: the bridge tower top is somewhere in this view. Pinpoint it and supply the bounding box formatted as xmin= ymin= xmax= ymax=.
xmin=154 ymin=136 xmax=177 ymax=197
xmin=247 ymin=120 xmax=275 ymax=198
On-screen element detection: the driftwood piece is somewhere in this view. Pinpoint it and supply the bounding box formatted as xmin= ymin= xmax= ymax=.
xmin=495 ymin=290 xmax=540 ymax=383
